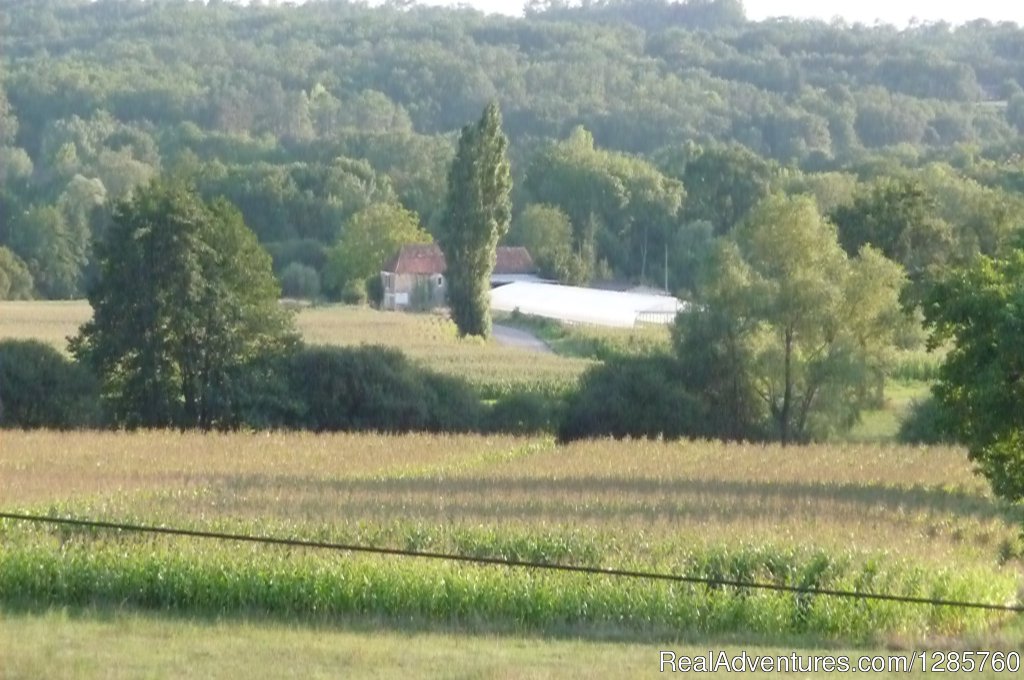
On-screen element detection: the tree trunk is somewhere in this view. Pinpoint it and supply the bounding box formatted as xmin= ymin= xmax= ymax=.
xmin=780 ymin=326 xmax=793 ymax=445
xmin=640 ymin=223 xmax=649 ymax=282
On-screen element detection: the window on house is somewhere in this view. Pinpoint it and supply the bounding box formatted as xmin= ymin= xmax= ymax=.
xmin=436 ymin=275 xmax=443 ymax=286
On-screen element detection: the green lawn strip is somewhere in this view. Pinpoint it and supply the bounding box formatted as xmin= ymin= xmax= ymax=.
xmin=1 ymin=607 xmax=1022 ymax=680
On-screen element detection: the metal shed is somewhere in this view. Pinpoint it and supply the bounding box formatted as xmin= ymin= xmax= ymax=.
xmin=490 ymin=281 xmax=688 ymax=328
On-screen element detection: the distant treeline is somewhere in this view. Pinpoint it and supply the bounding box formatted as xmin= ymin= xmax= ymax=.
xmin=3 ymin=0 xmax=1024 ymax=304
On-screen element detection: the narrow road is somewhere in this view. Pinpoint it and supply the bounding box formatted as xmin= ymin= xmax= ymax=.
xmin=491 ymin=324 xmax=552 ymax=353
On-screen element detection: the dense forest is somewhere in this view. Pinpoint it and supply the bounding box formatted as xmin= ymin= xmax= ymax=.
xmin=2 ymin=0 xmax=1024 ymax=300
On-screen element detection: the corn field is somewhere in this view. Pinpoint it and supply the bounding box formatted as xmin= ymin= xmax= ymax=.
xmin=1 ymin=431 xmax=1021 ymax=642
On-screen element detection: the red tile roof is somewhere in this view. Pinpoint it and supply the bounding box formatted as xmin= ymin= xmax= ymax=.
xmin=383 ymin=244 xmax=536 ymax=275
xmin=382 ymin=244 xmax=446 ymax=275
xmin=494 ymin=246 xmax=536 ymax=275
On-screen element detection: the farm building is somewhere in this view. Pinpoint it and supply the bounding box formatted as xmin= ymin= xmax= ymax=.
xmin=490 ymin=281 xmax=688 ymax=327
xmin=381 ymin=244 xmax=538 ymax=310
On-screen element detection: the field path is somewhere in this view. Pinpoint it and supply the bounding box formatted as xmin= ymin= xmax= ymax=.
xmin=491 ymin=324 xmax=552 ymax=353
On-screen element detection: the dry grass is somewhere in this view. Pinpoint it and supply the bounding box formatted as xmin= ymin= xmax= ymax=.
xmin=0 ymin=300 xmax=91 ymax=351
xmin=0 ymin=430 xmax=527 ymax=506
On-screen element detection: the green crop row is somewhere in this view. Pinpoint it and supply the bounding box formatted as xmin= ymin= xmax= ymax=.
xmin=890 ymin=350 xmax=944 ymax=382
xmin=0 ymin=524 xmax=1013 ymax=642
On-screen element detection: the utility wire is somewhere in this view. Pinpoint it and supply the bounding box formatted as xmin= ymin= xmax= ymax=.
xmin=1 ymin=511 xmax=1022 ymax=613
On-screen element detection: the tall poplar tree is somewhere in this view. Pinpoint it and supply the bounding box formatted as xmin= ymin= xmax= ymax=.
xmin=439 ymin=102 xmax=512 ymax=338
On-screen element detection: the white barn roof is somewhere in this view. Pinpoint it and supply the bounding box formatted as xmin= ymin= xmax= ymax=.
xmin=490 ymin=282 xmax=688 ymax=328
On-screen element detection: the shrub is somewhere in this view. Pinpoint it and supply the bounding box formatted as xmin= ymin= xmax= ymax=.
xmin=487 ymin=391 xmax=561 ymax=434
xmin=558 ymin=354 xmax=704 ymax=442
xmin=0 ymin=340 xmax=102 ymax=428
xmin=341 ymin=279 xmax=368 ymax=305
xmin=279 ymin=262 xmax=321 ymax=299
xmin=284 ymin=345 xmax=481 ymax=433
xmin=420 ymin=372 xmax=484 ymax=432
xmin=898 ymin=396 xmax=955 ymax=445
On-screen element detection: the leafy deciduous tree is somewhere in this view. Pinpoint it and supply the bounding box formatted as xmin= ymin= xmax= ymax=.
xmin=71 ymin=180 xmax=297 ymax=429
xmin=922 ymin=246 xmax=1024 ymax=502
xmin=508 ymin=204 xmax=576 ymax=282
xmin=323 ymin=202 xmax=431 ymax=298
xmin=698 ymin=194 xmax=906 ymax=443
xmin=0 ymin=246 xmax=34 ymax=300
xmin=8 ymin=205 xmax=86 ymax=299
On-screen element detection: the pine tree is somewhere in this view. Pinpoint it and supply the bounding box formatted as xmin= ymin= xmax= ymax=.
xmin=439 ymin=102 xmax=512 ymax=338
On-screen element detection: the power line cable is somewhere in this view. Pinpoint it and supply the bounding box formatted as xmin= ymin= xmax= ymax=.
xmin=1 ymin=511 xmax=1021 ymax=613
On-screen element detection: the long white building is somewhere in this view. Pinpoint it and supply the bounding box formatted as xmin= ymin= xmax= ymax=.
xmin=490 ymin=281 xmax=689 ymax=328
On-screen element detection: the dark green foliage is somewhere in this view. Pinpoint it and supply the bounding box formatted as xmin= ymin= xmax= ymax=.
xmin=662 ymin=143 xmax=776 ymax=236
xmin=7 ymin=205 xmax=87 ymax=299
xmin=508 ymin=204 xmax=576 ymax=283
xmin=340 ymin=279 xmax=368 ymax=305
xmin=922 ymin=246 xmax=1024 ymax=502
xmin=487 ymin=391 xmax=561 ymax=435
xmin=283 ymin=345 xmax=483 ymax=433
xmin=0 ymin=339 xmax=101 ymax=428
xmin=439 ymin=103 xmax=512 ymax=338
xmin=265 ymin=239 xmax=328 ymax=276
xmin=558 ymin=355 xmax=704 ymax=443
xmin=897 ymin=397 xmax=955 ymax=445
xmin=278 ymin=262 xmax=320 ymax=300
xmin=71 ymin=180 xmax=297 ymax=429
xmin=555 ymin=309 xmax=765 ymax=444
xmin=365 ymin=273 xmax=384 ymax=308
xmin=673 ymin=309 xmax=765 ymax=441
xmin=5 ymin=1 xmax=1024 ymax=301
xmin=830 ymin=177 xmax=951 ymax=276
xmin=524 ymin=127 xmax=684 ymax=285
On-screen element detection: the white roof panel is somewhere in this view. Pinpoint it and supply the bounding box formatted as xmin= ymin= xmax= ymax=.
xmin=490 ymin=282 xmax=688 ymax=327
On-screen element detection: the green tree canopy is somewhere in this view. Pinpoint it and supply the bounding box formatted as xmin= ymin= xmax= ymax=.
xmin=8 ymin=204 xmax=87 ymax=299
xmin=829 ymin=177 xmax=953 ymax=278
xmin=659 ymin=142 xmax=776 ymax=236
xmin=438 ymin=102 xmax=512 ymax=338
xmin=922 ymin=245 xmax=1024 ymax=502
xmin=323 ymin=202 xmax=431 ymax=298
xmin=525 ymin=127 xmax=683 ymax=282
xmin=508 ymin=204 xmax=577 ymax=283
xmin=695 ymin=194 xmax=906 ymax=443
xmin=0 ymin=246 xmax=34 ymax=300
xmin=71 ymin=180 xmax=297 ymax=429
